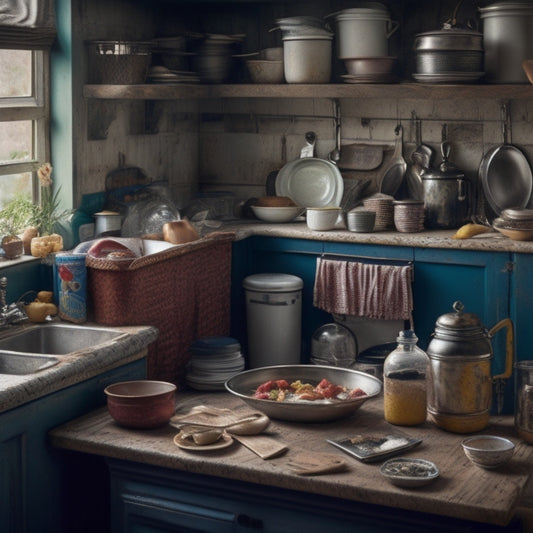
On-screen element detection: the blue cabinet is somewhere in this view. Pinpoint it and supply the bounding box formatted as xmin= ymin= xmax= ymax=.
xmin=0 ymin=358 xmax=146 ymax=533
xmin=107 ymin=459 xmax=500 ymax=533
xmin=231 ymin=237 xmax=516 ymax=413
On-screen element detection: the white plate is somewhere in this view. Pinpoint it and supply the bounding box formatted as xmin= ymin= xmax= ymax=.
xmin=275 ymin=158 xmax=344 ymax=208
xmin=174 ymin=432 xmax=234 ymax=451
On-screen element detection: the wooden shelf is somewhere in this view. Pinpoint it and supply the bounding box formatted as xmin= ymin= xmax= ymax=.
xmin=84 ymin=82 xmax=533 ymax=100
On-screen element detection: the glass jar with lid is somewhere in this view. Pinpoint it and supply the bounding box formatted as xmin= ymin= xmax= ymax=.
xmin=383 ymin=329 xmax=429 ymax=425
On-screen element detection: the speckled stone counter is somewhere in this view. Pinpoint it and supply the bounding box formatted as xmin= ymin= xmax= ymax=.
xmin=218 ymin=220 xmax=533 ymax=253
xmin=50 ymin=390 xmax=533 ymax=528
xmin=0 ymin=322 xmax=158 ymax=414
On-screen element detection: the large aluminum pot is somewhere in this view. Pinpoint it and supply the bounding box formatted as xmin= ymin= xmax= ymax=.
xmin=480 ymin=2 xmax=533 ymax=83
xmin=426 ymin=301 xmax=513 ymax=433
xmin=327 ymin=4 xmax=399 ymax=59
xmin=413 ymin=28 xmax=483 ymax=74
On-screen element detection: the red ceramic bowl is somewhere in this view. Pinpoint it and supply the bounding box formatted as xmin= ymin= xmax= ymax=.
xmin=104 ymin=380 xmax=177 ymax=429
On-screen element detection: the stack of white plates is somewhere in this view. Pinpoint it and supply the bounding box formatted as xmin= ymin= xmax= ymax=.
xmin=186 ymin=336 xmax=245 ymax=391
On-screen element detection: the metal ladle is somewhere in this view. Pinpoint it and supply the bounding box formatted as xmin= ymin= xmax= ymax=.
xmin=328 ymin=99 xmax=341 ymax=164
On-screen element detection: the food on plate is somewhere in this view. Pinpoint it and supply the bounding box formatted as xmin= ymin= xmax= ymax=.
xmin=253 ymin=378 xmax=367 ymax=402
xmin=254 ymin=196 xmax=297 ymax=208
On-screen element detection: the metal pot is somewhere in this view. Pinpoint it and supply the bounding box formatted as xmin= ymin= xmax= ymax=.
xmin=413 ymin=28 xmax=483 ymax=74
xmin=426 ymin=301 xmax=513 ymax=433
xmin=422 ymin=141 xmax=468 ymax=229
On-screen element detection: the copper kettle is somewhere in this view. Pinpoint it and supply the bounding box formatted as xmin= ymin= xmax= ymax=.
xmin=426 ymin=301 xmax=513 ymax=433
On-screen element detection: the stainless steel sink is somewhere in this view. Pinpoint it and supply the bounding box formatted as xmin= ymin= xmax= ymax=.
xmin=0 ymin=352 xmax=59 ymax=375
xmin=0 ymin=323 xmax=127 ymax=356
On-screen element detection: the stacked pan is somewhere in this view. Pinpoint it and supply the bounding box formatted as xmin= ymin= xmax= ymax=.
xmin=413 ymin=28 xmax=484 ymax=83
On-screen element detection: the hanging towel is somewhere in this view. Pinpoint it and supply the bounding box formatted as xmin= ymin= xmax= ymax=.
xmin=313 ymin=258 xmax=413 ymax=321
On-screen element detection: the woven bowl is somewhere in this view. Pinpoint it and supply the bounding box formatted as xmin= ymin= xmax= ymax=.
xmin=105 ymin=380 xmax=176 ymax=428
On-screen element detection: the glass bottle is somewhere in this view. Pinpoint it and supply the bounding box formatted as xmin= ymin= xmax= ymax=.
xmin=383 ymin=329 xmax=429 ymax=425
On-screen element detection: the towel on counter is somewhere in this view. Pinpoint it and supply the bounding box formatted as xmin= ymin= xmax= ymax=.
xmin=313 ymin=257 xmax=413 ymax=322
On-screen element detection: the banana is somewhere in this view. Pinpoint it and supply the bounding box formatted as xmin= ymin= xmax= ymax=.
xmin=453 ymin=223 xmax=491 ymax=240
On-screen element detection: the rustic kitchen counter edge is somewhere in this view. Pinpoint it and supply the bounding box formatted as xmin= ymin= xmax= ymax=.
xmin=218 ymin=221 xmax=533 ymax=253
xmin=49 ymin=390 xmax=533 ymax=528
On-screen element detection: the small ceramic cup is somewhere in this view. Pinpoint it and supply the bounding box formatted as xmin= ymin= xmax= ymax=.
xmin=306 ymin=207 xmax=343 ymax=231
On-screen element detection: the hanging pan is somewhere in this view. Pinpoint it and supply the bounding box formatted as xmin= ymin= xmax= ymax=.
xmin=479 ymin=104 xmax=532 ymax=216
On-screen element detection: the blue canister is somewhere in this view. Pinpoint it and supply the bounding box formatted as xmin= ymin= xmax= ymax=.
xmin=55 ymin=253 xmax=87 ymax=323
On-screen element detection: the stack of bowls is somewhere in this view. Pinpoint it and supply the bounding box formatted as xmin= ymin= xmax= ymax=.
xmin=393 ymin=200 xmax=425 ymax=232
xmin=246 ymin=47 xmax=284 ymax=84
xmin=363 ymin=195 xmax=394 ymax=230
xmin=347 ymin=208 xmax=376 ymax=232
xmin=186 ymin=336 xmax=245 ymax=390
xmin=274 ymin=16 xmax=333 ymax=83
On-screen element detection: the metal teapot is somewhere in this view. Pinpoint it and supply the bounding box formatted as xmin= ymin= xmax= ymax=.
xmin=422 ymin=141 xmax=469 ymax=229
xmin=426 ymin=301 xmax=513 ymax=433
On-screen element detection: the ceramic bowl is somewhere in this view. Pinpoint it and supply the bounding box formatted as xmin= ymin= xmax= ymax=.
xmin=306 ymin=207 xmax=343 ymax=231
xmin=380 ymin=458 xmax=440 ymax=488
xmin=251 ymin=205 xmax=304 ymax=222
xmin=246 ymin=59 xmax=284 ymax=84
xmin=461 ymin=435 xmax=515 ymax=469
xmin=105 ymin=380 xmax=177 ymax=429
xmin=343 ymin=56 xmax=396 ymax=76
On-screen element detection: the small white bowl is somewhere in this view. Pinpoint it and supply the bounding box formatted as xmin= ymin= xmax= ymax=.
xmin=251 ymin=205 xmax=303 ymax=223
xmin=461 ymin=435 xmax=515 ymax=469
xmin=306 ymin=207 xmax=343 ymax=231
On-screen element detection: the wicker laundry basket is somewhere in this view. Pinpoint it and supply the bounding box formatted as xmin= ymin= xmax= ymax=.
xmin=86 ymin=232 xmax=235 ymax=384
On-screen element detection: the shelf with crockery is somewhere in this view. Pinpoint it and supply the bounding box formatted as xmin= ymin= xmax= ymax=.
xmin=83 ymin=83 xmax=533 ymax=100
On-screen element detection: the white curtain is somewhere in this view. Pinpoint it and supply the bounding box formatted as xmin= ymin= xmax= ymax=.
xmin=0 ymin=0 xmax=56 ymax=49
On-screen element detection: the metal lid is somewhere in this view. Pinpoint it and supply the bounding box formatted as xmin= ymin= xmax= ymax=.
xmin=434 ymin=301 xmax=484 ymax=332
xmin=414 ymin=29 xmax=483 ymax=51
xmin=243 ymin=273 xmax=304 ymax=292
xmin=480 ymin=2 xmax=533 ymax=15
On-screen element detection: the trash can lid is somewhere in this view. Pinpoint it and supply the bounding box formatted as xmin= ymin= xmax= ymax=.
xmin=243 ymin=273 xmax=303 ymax=292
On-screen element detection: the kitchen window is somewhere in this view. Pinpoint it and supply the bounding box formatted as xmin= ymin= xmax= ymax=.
xmin=0 ymin=48 xmax=49 ymax=209
xmin=0 ymin=0 xmax=55 ymax=210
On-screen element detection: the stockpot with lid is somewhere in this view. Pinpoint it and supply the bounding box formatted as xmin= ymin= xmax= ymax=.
xmin=426 ymin=301 xmax=513 ymax=433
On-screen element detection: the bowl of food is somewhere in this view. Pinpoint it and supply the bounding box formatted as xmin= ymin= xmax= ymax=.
xmin=104 ymin=380 xmax=177 ymax=429
xmin=380 ymin=458 xmax=440 ymax=488
xmin=225 ymin=364 xmax=382 ymax=422
xmin=461 ymin=435 xmax=515 ymax=469
xmin=251 ymin=205 xmax=304 ymax=222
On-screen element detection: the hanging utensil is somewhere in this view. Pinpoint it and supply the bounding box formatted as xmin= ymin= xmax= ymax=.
xmin=406 ymin=118 xmax=433 ymax=201
xmin=479 ymin=102 xmax=532 ymax=216
xmin=328 ymin=100 xmax=341 ymax=164
xmin=338 ymin=143 xmax=385 ymax=170
xmin=300 ymin=131 xmax=316 ymax=158
xmin=379 ymin=124 xmax=407 ymax=196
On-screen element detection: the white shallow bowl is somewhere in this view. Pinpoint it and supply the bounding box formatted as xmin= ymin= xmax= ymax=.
xmin=461 ymin=435 xmax=515 ymax=469
xmin=251 ymin=205 xmax=304 ymax=223
xmin=380 ymin=458 xmax=440 ymax=488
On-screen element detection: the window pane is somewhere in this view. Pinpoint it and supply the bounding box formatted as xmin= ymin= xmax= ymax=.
xmin=0 ymin=121 xmax=32 ymax=163
xmin=0 ymin=50 xmax=32 ymax=97
xmin=0 ymin=173 xmax=32 ymax=210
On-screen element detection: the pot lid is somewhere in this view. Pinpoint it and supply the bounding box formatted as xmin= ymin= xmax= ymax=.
xmin=480 ymin=3 xmax=533 ymax=15
xmin=414 ymin=28 xmax=483 ymax=51
xmin=435 ymin=301 xmax=484 ymax=331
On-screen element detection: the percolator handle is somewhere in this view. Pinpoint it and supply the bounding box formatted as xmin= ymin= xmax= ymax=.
xmin=490 ymin=318 xmax=514 ymax=380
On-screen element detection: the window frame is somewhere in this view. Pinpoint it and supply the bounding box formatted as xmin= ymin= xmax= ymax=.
xmin=0 ymin=48 xmax=50 ymax=203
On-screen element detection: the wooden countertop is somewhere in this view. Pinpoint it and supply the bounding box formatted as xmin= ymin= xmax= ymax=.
xmin=49 ymin=390 xmax=533 ymax=527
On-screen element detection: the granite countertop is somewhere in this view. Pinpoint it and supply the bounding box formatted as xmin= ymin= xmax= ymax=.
xmin=0 ymin=322 xmax=158 ymax=414
xmin=50 ymin=390 xmax=533 ymax=528
xmin=217 ymin=219 xmax=533 ymax=253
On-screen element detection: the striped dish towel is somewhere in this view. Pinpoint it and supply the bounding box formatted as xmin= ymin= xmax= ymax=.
xmin=313 ymin=257 xmax=413 ymax=322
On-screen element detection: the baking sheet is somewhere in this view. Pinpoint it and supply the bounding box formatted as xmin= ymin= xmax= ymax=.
xmin=327 ymin=434 xmax=422 ymax=463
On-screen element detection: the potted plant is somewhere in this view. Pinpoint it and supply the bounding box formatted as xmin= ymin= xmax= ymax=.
xmin=0 ymin=194 xmax=35 ymax=259
xmin=29 ymin=163 xmax=70 ymax=258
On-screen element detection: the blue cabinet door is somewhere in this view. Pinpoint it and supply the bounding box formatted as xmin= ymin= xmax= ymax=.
xmin=510 ymin=253 xmax=533 ymax=365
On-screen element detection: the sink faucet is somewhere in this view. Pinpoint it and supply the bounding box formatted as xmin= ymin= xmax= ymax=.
xmin=0 ymin=277 xmax=28 ymax=327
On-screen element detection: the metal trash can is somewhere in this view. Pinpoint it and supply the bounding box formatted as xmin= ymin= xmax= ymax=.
xmin=243 ymin=273 xmax=304 ymax=368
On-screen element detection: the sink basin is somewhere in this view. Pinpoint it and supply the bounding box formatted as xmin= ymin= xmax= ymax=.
xmin=0 ymin=352 xmax=59 ymax=375
xmin=0 ymin=323 xmax=127 ymax=355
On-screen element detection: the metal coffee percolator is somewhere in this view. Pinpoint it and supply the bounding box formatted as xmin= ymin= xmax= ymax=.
xmin=426 ymin=301 xmax=513 ymax=433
